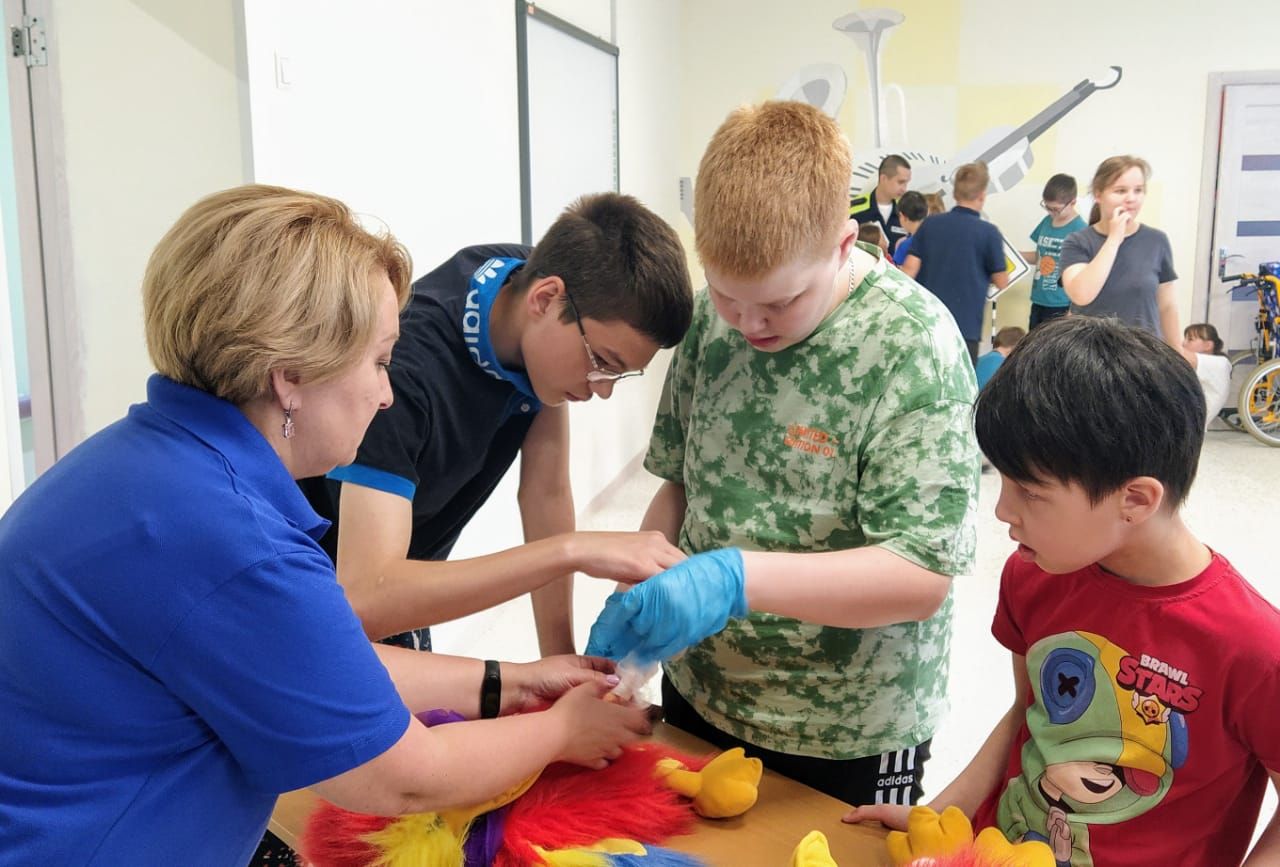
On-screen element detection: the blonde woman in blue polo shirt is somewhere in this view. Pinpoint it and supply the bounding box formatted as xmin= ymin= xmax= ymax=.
xmin=0 ymin=186 xmax=648 ymax=867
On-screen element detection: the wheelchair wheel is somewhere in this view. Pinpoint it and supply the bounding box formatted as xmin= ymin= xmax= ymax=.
xmin=1237 ymin=358 xmax=1280 ymax=447
xmin=1229 ymin=349 xmax=1260 ymax=373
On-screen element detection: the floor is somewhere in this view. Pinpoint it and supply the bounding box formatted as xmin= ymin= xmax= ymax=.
xmin=432 ymin=425 xmax=1280 ymax=838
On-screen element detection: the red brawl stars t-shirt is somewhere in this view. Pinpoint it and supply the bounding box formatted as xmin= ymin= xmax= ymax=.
xmin=974 ymin=551 xmax=1280 ymax=866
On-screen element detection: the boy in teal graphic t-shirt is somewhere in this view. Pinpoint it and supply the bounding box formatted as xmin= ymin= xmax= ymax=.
xmin=1023 ymin=173 xmax=1086 ymax=329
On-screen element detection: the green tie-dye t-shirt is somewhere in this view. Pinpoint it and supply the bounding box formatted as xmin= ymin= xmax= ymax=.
xmin=648 ymin=246 xmax=980 ymax=759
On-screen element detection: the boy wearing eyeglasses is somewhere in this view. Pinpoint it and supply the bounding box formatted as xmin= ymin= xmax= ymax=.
xmin=297 ymin=193 xmax=694 ymax=658
xmin=1022 ymin=174 xmax=1086 ymax=329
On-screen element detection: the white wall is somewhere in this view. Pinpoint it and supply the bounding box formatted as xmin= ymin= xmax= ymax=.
xmin=243 ymin=1 xmax=522 ymax=287
xmin=51 ymin=0 xmax=250 ymax=436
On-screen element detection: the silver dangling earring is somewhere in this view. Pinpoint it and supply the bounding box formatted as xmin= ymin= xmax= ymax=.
xmin=281 ymin=405 xmax=295 ymax=439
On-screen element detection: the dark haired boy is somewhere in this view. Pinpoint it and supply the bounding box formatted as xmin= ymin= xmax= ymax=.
xmin=1022 ymin=173 xmax=1086 ymax=329
xmin=892 ymin=190 xmax=929 ymax=266
xmin=851 ymin=153 xmax=912 ymax=251
xmin=847 ymin=316 xmax=1280 ymax=865
xmin=299 ymin=192 xmax=694 ymax=655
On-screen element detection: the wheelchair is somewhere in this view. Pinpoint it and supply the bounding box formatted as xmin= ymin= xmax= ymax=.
xmin=1223 ymin=262 xmax=1280 ymax=447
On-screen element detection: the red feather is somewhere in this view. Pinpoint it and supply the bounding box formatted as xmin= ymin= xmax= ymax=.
xmin=302 ymin=742 xmax=714 ymax=867
xmin=494 ymin=743 xmax=707 ymax=867
xmin=300 ymin=802 xmax=396 ymax=867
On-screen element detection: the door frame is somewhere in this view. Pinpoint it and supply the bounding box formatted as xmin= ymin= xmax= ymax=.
xmin=1193 ymin=70 xmax=1280 ymax=324
xmin=4 ymin=0 xmax=80 ymax=474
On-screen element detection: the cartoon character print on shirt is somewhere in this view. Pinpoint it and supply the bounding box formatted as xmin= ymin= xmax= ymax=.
xmin=997 ymin=631 xmax=1196 ymax=867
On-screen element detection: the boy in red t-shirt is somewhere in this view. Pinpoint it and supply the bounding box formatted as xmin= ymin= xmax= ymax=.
xmin=846 ymin=316 xmax=1280 ymax=865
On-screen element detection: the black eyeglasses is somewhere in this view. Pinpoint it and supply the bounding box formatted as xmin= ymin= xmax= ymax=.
xmin=1041 ymin=199 xmax=1075 ymax=216
xmin=562 ymin=288 xmax=645 ymax=385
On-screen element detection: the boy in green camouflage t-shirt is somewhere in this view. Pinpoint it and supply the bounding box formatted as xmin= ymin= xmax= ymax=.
xmin=586 ymin=101 xmax=979 ymax=807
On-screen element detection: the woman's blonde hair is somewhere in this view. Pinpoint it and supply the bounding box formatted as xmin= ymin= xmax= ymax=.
xmin=144 ymin=184 xmax=411 ymax=405
xmin=694 ymin=101 xmax=851 ymax=278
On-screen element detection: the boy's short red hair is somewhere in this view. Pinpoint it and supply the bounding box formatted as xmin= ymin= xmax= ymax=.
xmin=694 ymin=101 xmax=851 ymax=279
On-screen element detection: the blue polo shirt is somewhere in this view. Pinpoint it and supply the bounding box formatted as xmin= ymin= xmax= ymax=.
xmin=909 ymin=207 xmax=1006 ymax=341
xmin=893 ymin=233 xmax=915 ymax=266
xmin=301 ymin=244 xmax=541 ymax=566
xmin=0 ymin=375 xmax=409 ymax=866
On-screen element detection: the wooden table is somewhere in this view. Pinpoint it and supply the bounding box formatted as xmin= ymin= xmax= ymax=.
xmin=269 ymin=722 xmax=891 ymax=866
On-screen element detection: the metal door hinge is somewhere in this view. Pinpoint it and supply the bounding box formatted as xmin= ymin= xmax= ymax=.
xmin=10 ymin=16 xmax=47 ymax=67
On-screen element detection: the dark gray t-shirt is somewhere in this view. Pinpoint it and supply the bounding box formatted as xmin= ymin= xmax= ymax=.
xmin=1059 ymin=224 xmax=1177 ymax=336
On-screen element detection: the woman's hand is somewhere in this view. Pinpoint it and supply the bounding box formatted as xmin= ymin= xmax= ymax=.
xmin=546 ymin=681 xmax=652 ymax=769
xmin=566 ymin=531 xmax=686 ymax=585
xmin=1107 ymin=206 xmax=1131 ymax=242
xmin=501 ymin=654 xmax=618 ymax=714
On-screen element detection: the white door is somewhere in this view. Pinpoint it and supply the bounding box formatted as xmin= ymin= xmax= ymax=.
xmin=1207 ymin=83 xmax=1280 ymax=352
xmin=3 ymin=0 xmax=48 ymax=501
xmin=0 ymin=197 xmax=19 ymax=508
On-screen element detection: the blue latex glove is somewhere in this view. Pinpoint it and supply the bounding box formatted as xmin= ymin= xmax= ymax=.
xmin=585 ymin=547 xmax=749 ymax=663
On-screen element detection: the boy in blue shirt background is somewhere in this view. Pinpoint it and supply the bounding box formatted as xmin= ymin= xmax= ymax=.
xmin=975 ymin=326 xmax=1025 ymax=389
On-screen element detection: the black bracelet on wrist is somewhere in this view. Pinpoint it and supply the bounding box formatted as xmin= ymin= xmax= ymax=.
xmin=480 ymin=659 xmax=501 ymax=719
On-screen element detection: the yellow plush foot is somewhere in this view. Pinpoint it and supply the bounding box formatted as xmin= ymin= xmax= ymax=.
xmin=973 ymin=826 xmax=1056 ymax=867
xmin=789 ymin=830 xmax=838 ymax=867
xmin=693 ymin=748 xmax=762 ymax=818
xmin=885 ymin=805 xmax=974 ymax=865
xmin=655 ymin=757 xmax=702 ymax=799
xmin=655 ymin=748 xmax=763 ymax=818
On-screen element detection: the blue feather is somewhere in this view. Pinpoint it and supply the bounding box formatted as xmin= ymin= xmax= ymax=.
xmin=608 ymin=846 xmax=708 ymax=866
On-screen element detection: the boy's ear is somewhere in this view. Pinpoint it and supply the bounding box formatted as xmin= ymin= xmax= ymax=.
xmin=1119 ymin=476 xmax=1165 ymax=525
xmin=837 ymin=220 xmax=860 ymax=261
xmin=524 ymin=275 xmax=565 ymax=320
